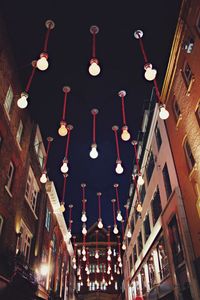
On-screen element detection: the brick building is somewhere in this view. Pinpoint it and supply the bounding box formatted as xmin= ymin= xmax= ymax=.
xmin=0 ymin=16 xmax=75 ymax=300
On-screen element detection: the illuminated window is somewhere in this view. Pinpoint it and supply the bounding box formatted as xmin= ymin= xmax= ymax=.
xmin=16 ymin=120 xmax=23 ymax=147
xmin=4 ymin=85 xmax=13 ymax=117
xmin=34 ymin=127 xmax=45 ymax=168
xmin=184 ymin=139 xmax=195 ymax=171
xmin=147 ymin=255 xmax=156 ymax=288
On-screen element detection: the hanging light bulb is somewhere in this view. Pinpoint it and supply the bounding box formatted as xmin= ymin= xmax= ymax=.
xmin=40 ymin=171 xmax=47 ymax=183
xmin=96 ymin=265 xmax=100 ymax=273
xmin=83 ymin=255 xmax=86 ymax=262
xmin=122 ymin=242 xmax=126 ymax=250
xmin=73 ymin=264 xmax=77 ymax=270
xmin=118 ymin=256 xmax=121 ymax=263
xmin=107 ymin=248 xmax=112 ymax=255
xmin=81 ymin=211 xmax=87 ymax=222
xmin=60 ymin=202 xmax=65 ymax=212
xmin=89 ymin=58 xmax=101 ymax=76
xmin=95 ymin=250 xmax=99 ymax=259
xmin=121 ymin=125 xmax=131 ymax=141
xmin=17 ymin=92 xmax=28 ymax=109
xmin=117 ymin=268 xmax=120 ymax=275
xmin=82 ymin=246 xmax=86 ymax=256
xmin=89 ymin=143 xmax=98 ymax=159
xmin=78 ymin=275 xmax=81 ymax=281
xmin=159 ymin=104 xmax=169 ymax=120
xmin=111 ymin=274 xmax=114 ymax=281
xmin=107 ymin=255 xmax=111 ymax=261
xmin=60 ymin=159 xmax=68 ymax=173
xmin=98 ymin=218 xmax=103 ymax=229
xmin=87 ymin=269 xmax=90 ymax=275
xmin=119 ymin=262 xmax=122 ymax=268
xmin=127 ymin=228 xmax=132 ymax=238
xmin=85 ymin=265 xmax=88 ymax=272
xmin=37 ymin=53 xmax=49 ymax=71
xmin=87 ymin=276 xmax=90 ymax=283
xmin=102 ymin=277 xmax=105 ymax=284
xmin=116 ymin=210 xmax=123 ymax=222
xmin=107 ymin=269 xmax=110 ymax=275
xmin=144 ymin=63 xmax=157 ymax=81
xmin=82 ymin=224 xmax=87 ymax=235
xmin=95 ymin=279 xmax=98 ymax=285
xmin=136 ymin=202 xmax=143 ymax=213
xmin=137 ymin=173 xmax=144 ymax=186
xmin=113 ymin=224 xmax=119 ymax=235
xmin=115 ymin=160 xmax=124 ymax=174
xmin=58 ymin=121 xmax=68 ymax=137
xmin=77 ymin=268 xmax=81 ymax=276
xmin=109 ymin=280 xmax=111 ymax=285
xmin=68 ymin=229 xmax=72 ymax=239
xmin=80 ymin=281 xmax=83 ymax=286
xmin=72 ymin=256 xmax=76 ymax=264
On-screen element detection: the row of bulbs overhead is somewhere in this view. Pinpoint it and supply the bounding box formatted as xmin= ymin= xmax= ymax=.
xmin=16 ymin=21 xmax=169 ymax=122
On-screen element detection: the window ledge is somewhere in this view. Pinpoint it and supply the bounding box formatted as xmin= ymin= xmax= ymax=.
xmin=25 ymin=198 xmax=38 ymax=220
xmin=5 ymin=185 xmax=13 ymax=198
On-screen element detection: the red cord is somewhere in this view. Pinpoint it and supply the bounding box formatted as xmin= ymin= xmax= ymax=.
xmin=82 ymin=185 xmax=86 ymax=210
xmin=69 ymin=206 xmax=72 ymax=229
xmin=25 ymin=65 xmax=36 ymax=92
xmin=133 ymin=142 xmax=140 ymax=173
xmin=114 ymin=130 xmax=121 ymax=161
xmin=93 ymin=113 xmax=96 ymax=143
xmin=98 ymin=194 xmax=101 ymax=219
xmin=153 ymin=79 xmax=161 ymax=103
xmin=96 ymin=231 xmax=98 ymax=251
xmin=92 ymin=32 xmax=96 ymax=58
xmin=112 ymin=201 xmax=116 ymax=225
xmin=62 ymin=91 xmax=67 ymax=121
xmin=62 ymin=175 xmax=67 ymax=202
xmin=138 ymin=37 xmax=148 ymax=63
xmin=65 ymin=128 xmax=71 ymax=159
xmin=43 ymin=26 xmax=51 ymax=52
xmin=121 ymin=96 xmax=127 ymax=126
xmin=114 ymin=185 xmax=120 ymax=211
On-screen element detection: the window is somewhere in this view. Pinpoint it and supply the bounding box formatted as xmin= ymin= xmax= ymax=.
xmin=4 ymin=85 xmax=13 ymax=116
xmin=34 ymin=128 xmax=45 ymax=168
xmin=45 ymin=207 xmax=51 ymax=231
xmin=0 ymin=135 xmax=3 ymax=149
xmin=151 ymin=187 xmax=162 ymax=225
xmin=133 ymin=245 xmax=137 ymax=263
xmin=196 ymin=10 xmax=200 ymax=34
xmin=25 ymin=167 xmax=39 ymax=213
xmin=19 ymin=220 xmax=32 ymax=262
xmin=155 ymin=124 xmax=162 ymax=151
xmin=5 ymin=161 xmax=15 ymax=193
xmin=140 ymin=184 xmax=146 ymax=204
xmin=146 ymin=150 xmax=155 ymax=184
xmin=184 ymin=139 xmax=195 ymax=171
xmin=168 ymin=216 xmax=184 ymax=267
xmin=182 ymin=61 xmax=192 ymax=87
xmin=137 ymin=231 xmax=143 ymax=254
xmin=144 ymin=214 xmax=151 ymax=242
xmin=157 ymin=238 xmax=169 ymax=279
xmin=130 ymin=216 xmax=135 ymax=233
xmin=173 ymin=98 xmax=181 ymax=121
xmin=147 ymin=255 xmax=156 ymax=288
xmin=0 ymin=215 xmax=4 ymax=236
xmin=16 ymin=120 xmax=23 ymax=147
xmin=162 ymin=164 xmax=172 ymax=199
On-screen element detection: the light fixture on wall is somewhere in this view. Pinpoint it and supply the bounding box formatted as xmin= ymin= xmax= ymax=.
xmin=112 ymin=126 xmax=124 ymax=174
xmin=40 ymin=137 xmax=53 ymax=183
xmin=60 ymin=124 xmax=73 ymax=173
xmin=133 ymin=174 xmax=143 ymax=213
xmin=131 ymin=140 xmax=144 ymax=186
xmin=121 ymin=220 xmax=126 ymax=250
xmin=118 ymin=90 xmax=131 ymax=141
xmin=17 ymin=61 xmax=37 ymax=109
xmin=134 ymin=29 xmax=169 ymax=120
xmin=60 ymin=174 xmax=68 ymax=212
xmin=97 ymin=192 xmax=103 ymax=229
xmin=89 ymin=25 xmax=100 ymax=76
xmin=81 ymin=183 xmax=87 ymax=222
xmin=37 ymin=20 xmax=55 ymax=71
xmin=68 ymin=204 xmax=73 ymax=238
xmin=95 ymin=230 xmax=99 ymax=259
xmin=114 ymin=183 xmax=123 ymax=221
xmin=124 ymin=204 xmax=132 ymax=238
xmin=58 ymin=86 xmax=71 ymax=136
xmin=90 ymin=109 xmax=99 ymax=159
xmin=111 ymin=199 xmax=119 ymax=234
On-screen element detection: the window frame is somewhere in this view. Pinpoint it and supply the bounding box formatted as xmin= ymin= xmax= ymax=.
xmin=16 ymin=120 xmax=23 ymax=148
xmin=5 ymin=161 xmax=15 ymax=195
xmin=155 ymin=123 xmax=162 ymax=151
xmin=196 ymin=9 xmax=200 ymax=35
xmin=4 ymin=85 xmax=13 ymax=117
xmin=183 ymin=138 xmax=196 ymax=172
xmin=45 ymin=207 xmax=51 ymax=231
xmin=0 ymin=215 xmax=4 ymax=236
xmin=19 ymin=220 xmax=33 ymax=263
xmin=162 ymin=163 xmax=172 ymax=200
xmin=25 ymin=167 xmax=39 ymax=215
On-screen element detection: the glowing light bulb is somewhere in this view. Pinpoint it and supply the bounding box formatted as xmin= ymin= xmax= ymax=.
xmin=78 ymin=275 xmax=81 ymax=281
xmin=68 ymin=230 xmax=72 ymax=239
xmin=87 ymin=269 xmax=90 ymax=275
xmin=159 ymin=104 xmax=169 ymax=120
xmin=37 ymin=53 xmax=49 ymax=71
xmin=58 ymin=121 xmax=68 ymax=136
xmin=113 ymin=224 xmax=119 ymax=235
xmin=115 ymin=161 xmax=124 ymax=174
xmin=107 ymin=269 xmax=110 ymax=274
xmin=60 ymin=202 xmax=65 ymax=212
xmin=137 ymin=174 xmax=144 ymax=186
xmin=40 ymin=264 xmax=49 ymax=276
xmin=82 ymin=224 xmax=87 ymax=235
xmin=89 ymin=143 xmax=98 ymax=159
xmin=118 ymin=256 xmax=121 ymax=262
xmin=144 ymin=63 xmax=157 ymax=81
xmin=61 ymin=160 xmax=68 ymax=173
xmin=127 ymin=228 xmax=132 ymax=238
xmin=80 ymin=281 xmax=83 ymax=286
xmin=117 ymin=268 xmax=120 ymax=275
xmin=40 ymin=172 xmax=47 ymax=183
xmin=136 ymin=202 xmax=143 ymax=213
xmin=119 ymin=262 xmax=122 ymax=268
xmin=107 ymin=255 xmax=111 ymax=261
xmin=121 ymin=126 xmax=131 ymax=141
xmin=102 ymin=277 xmax=105 ymax=284
xmin=88 ymin=58 xmax=101 ymax=76
xmin=117 ymin=210 xmax=122 ymax=222
xmin=96 ymin=266 xmax=100 ymax=273
xmin=72 ymin=257 xmax=76 ymax=263
xmin=73 ymin=264 xmax=77 ymax=270
xmin=83 ymin=255 xmax=86 ymax=262
xmin=87 ymin=277 xmax=90 ymax=283
xmin=95 ymin=279 xmax=98 ymax=285
xmin=111 ymin=275 xmax=114 ymax=281
xmin=81 ymin=211 xmax=87 ymax=222
xmin=122 ymin=242 xmax=126 ymax=250
xmin=82 ymin=247 xmax=86 ymax=255
xmin=17 ymin=92 xmax=28 ymax=109
xmin=95 ymin=251 xmax=99 ymax=259
xmin=98 ymin=218 xmax=103 ymax=229
xmin=109 ymin=280 xmax=111 ymax=285
xmin=107 ymin=248 xmax=112 ymax=255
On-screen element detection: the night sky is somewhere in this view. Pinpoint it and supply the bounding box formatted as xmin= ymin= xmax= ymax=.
xmin=1 ymin=1 xmax=181 ymax=235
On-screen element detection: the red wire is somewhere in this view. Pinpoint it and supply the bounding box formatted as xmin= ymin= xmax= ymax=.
xmin=62 ymin=91 xmax=67 ymax=121
xmin=69 ymin=206 xmax=72 ymax=229
xmin=98 ymin=194 xmax=101 ymax=219
xmin=121 ymin=96 xmax=127 ymax=126
xmin=83 ymin=234 xmax=86 ymax=245
xmin=65 ymin=128 xmax=71 ymax=159
xmin=82 ymin=185 xmax=86 ymax=210
xmin=96 ymin=231 xmax=98 ymax=250
xmin=115 ymin=185 xmax=120 ymax=211
xmin=25 ymin=65 xmax=36 ymax=92
xmin=92 ymin=32 xmax=96 ymax=58
xmin=62 ymin=175 xmax=67 ymax=202
xmin=138 ymin=37 xmax=148 ymax=63
xmin=112 ymin=201 xmax=116 ymax=225
xmin=93 ymin=113 xmax=96 ymax=143
xmin=43 ymin=140 xmax=52 ymax=171
xmin=43 ymin=26 xmax=51 ymax=52
xmin=133 ymin=142 xmax=140 ymax=173
xmin=114 ymin=130 xmax=121 ymax=161
xmin=153 ymin=79 xmax=161 ymax=103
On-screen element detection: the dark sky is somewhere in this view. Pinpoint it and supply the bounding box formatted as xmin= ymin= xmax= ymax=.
xmin=1 ymin=0 xmax=181 ymax=235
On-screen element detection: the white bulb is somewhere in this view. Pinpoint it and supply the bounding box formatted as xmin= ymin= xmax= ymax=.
xmin=58 ymin=123 xmax=68 ymax=136
xmin=40 ymin=172 xmax=47 ymax=183
xmin=81 ymin=212 xmax=87 ymax=222
xmin=96 ymin=266 xmax=100 ymax=273
xmin=117 ymin=211 xmax=123 ymax=222
xmin=73 ymin=264 xmax=77 ymax=270
xmin=107 ymin=255 xmax=111 ymax=261
xmin=137 ymin=174 xmax=144 ymax=186
xmin=119 ymin=262 xmax=122 ymax=268
xmin=111 ymin=275 xmax=114 ymax=281
xmin=89 ymin=144 xmax=98 ymax=159
xmin=122 ymin=242 xmax=126 ymax=250
xmin=68 ymin=230 xmax=72 ymax=239
xmin=118 ymin=256 xmax=121 ymax=262
xmin=136 ymin=203 xmax=143 ymax=213
xmin=72 ymin=257 xmax=76 ymax=263
xmin=95 ymin=251 xmax=99 ymax=259
xmin=121 ymin=127 xmax=131 ymax=141
xmin=113 ymin=225 xmax=119 ymax=235
xmin=82 ymin=247 xmax=86 ymax=255
xmin=107 ymin=248 xmax=112 ymax=255
xmin=89 ymin=60 xmax=101 ymax=76
xmin=82 ymin=226 xmax=87 ymax=235
xmin=61 ymin=161 xmax=68 ymax=173
xmin=37 ymin=55 xmax=49 ymax=71
xmin=40 ymin=264 xmax=49 ymax=276
xmin=80 ymin=281 xmax=83 ymax=286
xmin=159 ymin=105 xmax=169 ymax=120
xmin=127 ymin=229 xmax=132 ymax=238
xmin=144 ymin=64 xmax=157 ymax=81
xmin=109 ymin=280 xmax=111 ymax=285
xmin=87 ymin=270 xmax=90 ymax=275
xmin=82 ymin=255 xmax=86 ymax=262
xmin=60 ymin=203 xmax=65 ymax=212
xmin=115 ymin=162 xmax=124 ymax=174
xmin=98 ymin=218 xmax=103 ymax=229
xmin=107 ymin=269 xmax=110 ymax=274
xmin=17 ymin=93 xmax=28 ymax=109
